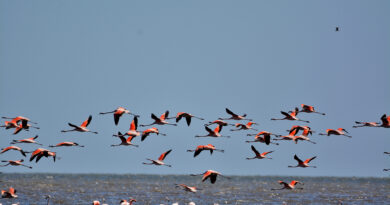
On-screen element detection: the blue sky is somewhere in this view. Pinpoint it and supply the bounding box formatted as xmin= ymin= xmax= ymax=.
xmin=0 ymin=1 xmax=389 ymax=177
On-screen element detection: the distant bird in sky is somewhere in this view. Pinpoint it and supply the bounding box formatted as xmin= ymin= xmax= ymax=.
xmin=175 ymin=184 xmax=200 ymax=193
xmin=246 ymin=145 xmax=273 ymax=160
xmin=30 ymin=148 xmax=56 ymax=163
xmin=190 ymin=170 xmax=230 ymax=184
xmin=230 ymin=122 xmax=258 ymax=131
xmin=353 ymin=121 xmax=380 ymax=128
xmin=111 ymin=132 xmax=139 ymax=147
xmin=0 ymin=146 xmax=28 ymax=157
xmin=187 ymin=144 xmax=224 ymax=157
xmin=99 ymin=106 xmax=139 ymax=125
xmin=168 ymin=112 xmax=204 ymax=126
xmin=140 ymin=111 xmax=177 ymax=127
xmin=195 ymin=125 xmax=230 ymax=138
xmin=61 ymin=115 xmax=98 ymax=134
xmin=219 ymin=108 xmax=252 ymax=121
xmin=271 ymin=107 xmax=310 ymax=123
xmin=143 ymin=149 xmax=172 ymax=167
xmin=246 ymin=131 xmax=280 ymax=145
xmin=49 ymin=142 xmax=85 ymax=148
xmin=299 ymin=104 xmax=326 ymax=115
xmin=113 ymin=116 xmax=140 ymax=138
xmin=288 ymin=154 xmax=317 ymax=168
xmin=0 ymin=159 xmax=32 ymax=169
xmin=205 ymin=119 xmax=234 ymax=127
xmin=271 ymin=180 xmax=304 ymax=190
xmin=1 ymin=187 xmax=18 ymax=198
xmin=141 ymin=127 xmax=166 ymax=141
xmin=319 ymin=128 xmax=352 ymax=138
xmin=380 ymin=114 xmax=390 ymax=128
xmin=11 ymin=135 xmax=42 ymax=146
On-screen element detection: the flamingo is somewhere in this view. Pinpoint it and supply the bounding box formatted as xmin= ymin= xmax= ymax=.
xmin=11 ymin=135 xmax=42 ymax=145
xmin=353 ymin=121 xmax=380 ymax=128
xmin=230 ymin=122 xmax=258 ymax=131
xmin=30 ymin=148 xmax=56 ymax=163
xmin=204 ymin=119 xmax=234 ymax=127
xmin=61 ymin=115 xmax=98 ymax=134
xmin=288 ymin=154 xmax=317 ymax=168
xmin=187 ymin=144 xmax=224 ymax=157
xmin=99 ymin=107 xmax=139 ymax=125
xmin=113 ymin=116 xmax=140 ymax=138
xmin=246 ymin=145 xmax=273 ymax=160
xmin=271 ymin=180 xmax=303 ymax=190
xmin=143 ymin=149 xmax=172 ymax=167
xmin=271 ymin=107 xmax=310 ymax=123
xmin=273 ymin=128 xmax=300 ymax=143
xmin=285 ymin=125 xmax=316 ymax=133
xmin=319 ymin=128 xmax=352 ymax=138
xmin=1 ymin=146 xmax=28 ymax=157
xmin=246 ymin=131 xmax=280 ymax=145
xmin=0 ymin=159 xmax=32 ymax=169
xmin=289 ymin=126 xmax=316 ymax=144
xmin=120 ymin=198 xmax=137 ymax=205
xmin=140 ymin=111 xmax=177 ymax=127
xmin=168 ymin=112 xmax=204 ymax=126
xmin=1 ymin=187 xmax=18 ymax=198
xmin=49 ymin=142 xmax=85 ymax=148
xmin=111 ymin=132 xmax=139 ymax=147
xmin=175 ymin=184 xmax=200 ymax=193
xmin=141 ymin=127 xmax=166 ymax=141
xmin=218 ymin=108 xmax=252 ymax=121
xmin=13 ymin=123 xmax=40 ymax=135
xmin=195 ymin=125 xmax=230 ymax=138
xmin=299 ymin=104 xmax=325 ymax=115
xmin=190 ymin=170 xmax=230 ymax=184
xmin=379 ymin=114 xmax=390 ymax=128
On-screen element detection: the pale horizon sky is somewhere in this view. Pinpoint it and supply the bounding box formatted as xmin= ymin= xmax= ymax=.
xmin=1 ymin=0 xmax=389 ymax=177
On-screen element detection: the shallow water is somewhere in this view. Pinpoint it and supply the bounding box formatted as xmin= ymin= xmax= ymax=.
xmin=0 ymin=174 xmax=389 ymax=204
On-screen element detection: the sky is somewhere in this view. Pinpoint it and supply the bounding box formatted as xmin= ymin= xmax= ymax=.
xmin=0 ymin=0 xmax=389 ymax=177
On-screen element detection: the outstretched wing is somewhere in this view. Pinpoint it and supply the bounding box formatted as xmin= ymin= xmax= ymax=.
xmin=158 ymin=149 xmax=172 ymax=161
xmin=151 ymin=113 xmax=160 ymax=121
xmin=114 ymin=113 xmax=120 ymax=125
xmin=304 ymin=156 xmax=316 ymax=164
xmin=225 ymin=108 xmax=237 ymax=116
xmin=294 ymin=154 xmax=303 ymax=164
xmin=81 ymin=115 xmax=92 ymax=128
xmin=161 ymin=110 xmax=169 ymax=120
xmin=186 ymin=116 xmax=192 ymax=126
xmin=117 ymin=132 xmax=127 ymax=143
xmin=264 ymin=134 xmax=271 ymax=145
xmin=251 ymin=145 xmax=260 ymax=156
xmin=205 ymin=126 xmax=213 ymax=134
xmin=130 ymin=116 xmax=138 ymax=131
xmin=281 ymin=111 xmax=291 ymax=118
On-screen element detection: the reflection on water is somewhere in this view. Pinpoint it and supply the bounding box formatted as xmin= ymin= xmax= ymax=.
xmin=0 ymin=174 xmax=389 ymax=204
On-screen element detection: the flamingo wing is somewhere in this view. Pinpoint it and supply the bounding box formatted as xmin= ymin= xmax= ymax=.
xmin=130 ymin=116 xmax=138 ymax=131
xmin=281 ymin=111 xmax=291 ymax=118
xmin=81 ymin=115 xmax=92 ymax=128
xmin=264 ymin=135 xmax=271 ymax=145
xmin=185 ymin=116 xmax=192 ymax=126
xmin=225 ymin=108 xmax=237 ymax=117
xmin=262 ymin=151 xmax=273 ymax=156
xmin=205 ymin=126 xmax=213 ymax=134
xmin=210 ymin=174 xmax=217 ymax=184
xmin=250 ymin=145 xmax=260 ymax=156
xmin=294 ymin=154 xmax=303 ymax=164
xmin=381 ymin=114 xmax=389 ymax=125
xmin=160 ymin=110 xmax=169 ymax=120
xmin=194 ymin=148 xmax=203 ymax=157
xmin=68 ymin=123 xmax=79 ymax=129
xmin=114 ymin=113 xmax=121 ymax=125
xmin=176 ymin=113 xmax=183 ymax=123
xmin=158 ymin=149 xmax=172 ymax=161
xmin=304 ymin=156 xmax=316 ymax=164
xmin=151 ymin=113 xmax=160 ymax=121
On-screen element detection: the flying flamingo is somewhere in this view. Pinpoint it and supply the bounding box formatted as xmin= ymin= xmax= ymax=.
xmin=168 ymin=112 xmax=204 ymax=126
xmin=99 ymin=107 xmax=139 ymax=125
xmin=288 ymin=154 xmax=317 ymax=168
xmin=111 ymin=132 xmax=139 ymax=147
xmin=143 ymin=149 xmax=172 ymax=167
xmin=0 ymin=146 xmax=28 ymax=157
xmin=319 ymin=128 xmax=352 ymax=138
xmin=271 ymin=180 xmax=303 ymax=190
xmin=230 ymin=122 xmax=258 ymax=131
xmin=49 ymin=142 xmax=85 ymax=148
xmin=273 ymin=128 xmax=300 ymax=143
xmin=30 ymin=148 xmax=56 ymax=163
xmin=11 ymin=135 xmax=42 ymax=145
xmin=61 ymin=115 xmax=98 ymax=134
xmin=190 ymin=170 xmax=230 ymax=184
xmin=1 ymin=187 xmax=18 ymax=198
xmin=120 ymin=198 xmax=137 ymax=205
xmin=379 ymin=114 xmax=390 ymax=128
xmin=289 ymin=126 xmax=316 ymax=144
xmin=113 ymin=116 xmax=140 ymax=138
xmin=195 ymin=125 xmax=230 ymax=138
xmin=187 ymin=144 xmax=224 ymax=157
xmin=0 ymin=159 xmax=32 ymax=169
xmin=246 ymin=145 xmax=273 ymax=160
xmin=13 ymin=123 xmax=40 ymax=134
xmin=141 ymin=127 xmax=166 ymax=141
xmin=175 ymin=184 xmax=200 ymax=193
xmin=353 ymin=121 xmax=380 ymax=128
xmin=218 ymin=108 xmax=252 ymax=121
xmin=271 ymin=107 xmax=310 ymax=123
xmin=246 ymin=131 xmax=280 ymax=145
xmin=299 ymin=104 xmax=325 ymax=115
xmin=140 ymin=111 xmax=177 ymax=127
xmin=205 ymin=119 xmax=234 ymax=127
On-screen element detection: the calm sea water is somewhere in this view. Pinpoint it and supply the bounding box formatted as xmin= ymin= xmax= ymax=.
xmin=0 ymin=174 xmax=389 ymax=205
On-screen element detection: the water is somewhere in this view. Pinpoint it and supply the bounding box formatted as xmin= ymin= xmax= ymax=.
xmin=0 ymin=174 xmax=389 ymax=204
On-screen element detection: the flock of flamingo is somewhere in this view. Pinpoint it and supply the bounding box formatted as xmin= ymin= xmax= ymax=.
xmin=1 ymin=104 xmax=389 ymax=204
